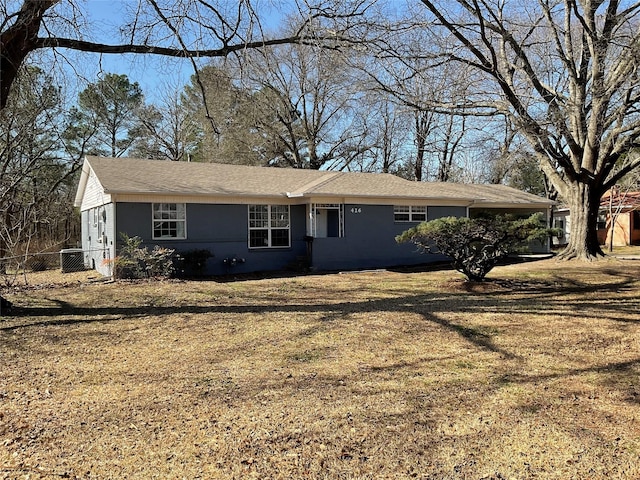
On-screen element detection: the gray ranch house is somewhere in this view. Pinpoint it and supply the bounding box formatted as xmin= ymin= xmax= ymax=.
xmin=74 ymin=156 xmax=554 ymax=276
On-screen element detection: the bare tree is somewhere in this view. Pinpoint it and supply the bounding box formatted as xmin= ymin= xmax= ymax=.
xmin=481 ymin=117 xmax=526 ymax=184
xmin=132 ymin=85 xmax=202 ymax=162
xmin=470 ymin=116 xmax=548 ymax=195
xmin=411 ymin=0 xmax=640 ymax=260
xmin=356 ymin=23 xmax=482 ymax=182
xmin=356 ymin=94 xmax=410 ymax=174
xmin=0 ymin=65 xmax=79 ymax=270
xmin=0 ymin=0 xmax=369 ymax=112
xmin=241 ymin=41 xmax=368 ymax=169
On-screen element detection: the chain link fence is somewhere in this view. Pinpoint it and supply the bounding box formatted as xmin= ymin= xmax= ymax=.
xmin=0 ymin=249 xmax=107 ymax=287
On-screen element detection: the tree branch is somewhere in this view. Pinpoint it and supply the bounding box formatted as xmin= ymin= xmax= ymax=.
xmin=34 ymin=35 xmax=308 ymax=57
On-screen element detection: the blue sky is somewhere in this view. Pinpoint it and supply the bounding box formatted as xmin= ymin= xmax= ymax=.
xmin=62 ymin=0 xmax=287 ymax=102
xmin=69 ymin=1 xmax=194 ymax=100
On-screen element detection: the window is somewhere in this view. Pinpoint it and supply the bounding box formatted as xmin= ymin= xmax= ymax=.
xmin=153 ymin=203 xmax=186 ymax=239
xmin=249 ymin=205 xmax=290 ymax=248
xmin=634 ymin=210 xmax=640 ymax=230
xmin=394 ymin=205 xmax=427 ymax=222
xmin=596 ymin=213 xmax=608 ymax=230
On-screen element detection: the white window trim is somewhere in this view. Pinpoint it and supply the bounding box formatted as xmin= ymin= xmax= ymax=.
xmin=310 ymin=203 xmax=344 ymax=238
xmin=152 ymin=203 xmax=187 ymax=240
xmin=248 ymin=205 xmax=291 ymax=249
xmin=394 ymin=205 xmax=427 ymax=222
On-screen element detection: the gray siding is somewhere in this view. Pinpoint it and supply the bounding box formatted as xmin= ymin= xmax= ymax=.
xmin=101 ymin=201 xmax=549 ymax=276
xmin=310 ymin=204 xmax=461 ymax=271
xmin=115 ymin=202 xmax=307 ymax=275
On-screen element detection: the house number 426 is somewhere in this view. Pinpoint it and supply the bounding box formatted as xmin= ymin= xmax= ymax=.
xmin=350 ymin=207 xmax=362 ymax=214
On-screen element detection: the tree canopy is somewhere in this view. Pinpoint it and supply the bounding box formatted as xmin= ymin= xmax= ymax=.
xmin=404 ymin=0 xmax=640 ymax=259
xmin=0 ymin=0 xmax=365 ymax=111
xmin=67 ymin=74 xmax=144 ymax=158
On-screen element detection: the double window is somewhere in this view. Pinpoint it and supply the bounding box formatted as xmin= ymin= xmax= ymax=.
xmin=249 ymin=205 xmax=290 ymax=248
xmin=394 ymin=205 xmax=427 ymax=222
xmin=153 ymin=203 xmax=186 ymax=239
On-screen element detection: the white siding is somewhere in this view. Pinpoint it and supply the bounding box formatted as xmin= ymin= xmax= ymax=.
xmin=83 ymin=203 xmax=116 ymax=276
xmin=80 ymin=167 xmax=112 ymax=212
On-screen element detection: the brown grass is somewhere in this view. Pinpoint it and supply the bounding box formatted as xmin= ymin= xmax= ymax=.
xmin=607 ymin=245 xmax=640 ymax=256
xmin=1 ymin=259 xmax=639 ymax=479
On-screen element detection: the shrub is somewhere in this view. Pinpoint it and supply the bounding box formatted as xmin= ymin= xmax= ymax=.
xmin=396 ymin=213 xmax=554 ymax=281
xmin=146 ymin=246 xmax=177 ymax=278
xmin=26 ymin=254 xmax=49 ymax=272
xmin=113 ymin=233 xmax=175 ymax=280
xmin=112 ymin=256 xmax=144 ymax=279
xmin=179 ymin=249 xmax=213 ymax=277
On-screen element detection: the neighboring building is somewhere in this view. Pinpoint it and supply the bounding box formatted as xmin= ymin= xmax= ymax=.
xmin=74 ymin=156 xmax=555 ymax=276
xmin=552 ymin=190 xmax=640 ymax=248
xmin=597 ymin=190 xmax=640 ymax=247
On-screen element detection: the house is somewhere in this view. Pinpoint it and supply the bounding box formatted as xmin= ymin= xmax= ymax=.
xmin=597 ymin=190 xmax=640 ymax=247
xmin=552 ymin=190 xmax=640 ymax=248
xmin=74 ymin=156 xmax=554 ymax=276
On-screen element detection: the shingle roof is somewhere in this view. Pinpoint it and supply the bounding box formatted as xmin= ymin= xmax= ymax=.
xmin=84 ymin=156 xmax=323 ymax=197
xmin=599 ymin=191 xmax=640 ymax=209
xmin=81 ymin=156 xmax=553 ymax=206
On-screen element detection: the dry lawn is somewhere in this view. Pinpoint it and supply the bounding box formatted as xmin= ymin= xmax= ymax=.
xmin=1 ymin=259 xmax=639 ymax=479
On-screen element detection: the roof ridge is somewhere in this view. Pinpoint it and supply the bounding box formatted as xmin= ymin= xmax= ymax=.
xmin=287 ymin=171 xmax=343 ymax=197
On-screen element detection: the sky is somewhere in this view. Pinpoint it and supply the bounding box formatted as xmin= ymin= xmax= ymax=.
xmin=58 ymin=0 xmax=288 ymax=103
xmin=64 ymin=1 xmax=194 ymax=101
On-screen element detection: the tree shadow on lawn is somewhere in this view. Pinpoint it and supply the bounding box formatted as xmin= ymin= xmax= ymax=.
xmin=3 ymin=272 xmax=638 ymax=357
xmin=501 ymin=357 xmax=640 ymax=383
xmin=3 ymin=272 xmax=640 ymax=476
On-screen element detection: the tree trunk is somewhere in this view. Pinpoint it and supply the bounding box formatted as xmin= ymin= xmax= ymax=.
xmin=0 ymin=0 xmax=57 ymax=110
xmin=414 ymin=112 xmax=429 ymax=182
xmin=414 ymin=143 xmax=425 ymax=182
xmin=557 ymin=182 xmax=605 ymax=260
